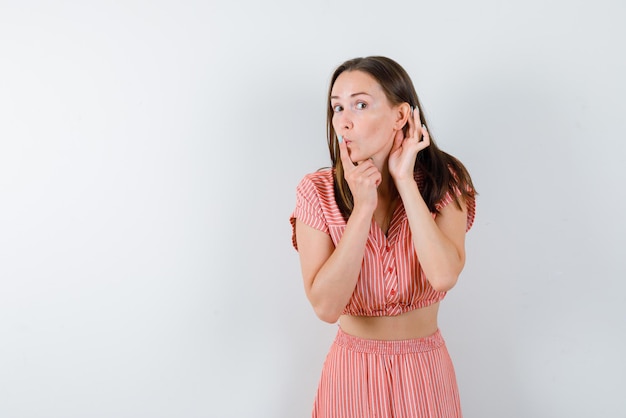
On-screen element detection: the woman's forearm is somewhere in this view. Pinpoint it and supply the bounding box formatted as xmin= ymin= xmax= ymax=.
xmin=395 ymin=178 xmax=465 ymax=292
xmin=306 ymin=208 xmax=372 ymax=323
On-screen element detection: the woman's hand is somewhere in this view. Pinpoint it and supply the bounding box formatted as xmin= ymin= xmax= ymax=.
xmin=339 ymin=137 xmax=380 ymax=213
xmin=388 ymin=106 xmax=430 ymax=182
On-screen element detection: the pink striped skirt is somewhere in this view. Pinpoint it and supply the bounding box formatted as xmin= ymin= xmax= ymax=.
xmin=312 ymin=327 xmax=462 ymax=418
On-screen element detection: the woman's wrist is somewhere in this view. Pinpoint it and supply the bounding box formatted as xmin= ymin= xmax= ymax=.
xmin=350 ymin=203 xmax=376 ymax=221
xmin=393 ymin=176 xmax=417 ymax=193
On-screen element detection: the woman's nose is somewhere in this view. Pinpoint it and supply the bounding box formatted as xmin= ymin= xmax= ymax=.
xmin=337 ymin=112 xmax=353 ymax=131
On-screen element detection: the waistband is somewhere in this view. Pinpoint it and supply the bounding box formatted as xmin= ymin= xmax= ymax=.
xmin=334 ymin=327 xmax=445 ymax=355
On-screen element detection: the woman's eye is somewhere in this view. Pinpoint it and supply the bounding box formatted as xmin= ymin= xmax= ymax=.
xmin=356 ymin=102 xmax=367 ymax=110
xmin=332 ymin=104 xmax=343 ymax=112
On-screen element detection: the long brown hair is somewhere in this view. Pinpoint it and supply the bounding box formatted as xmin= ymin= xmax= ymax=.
xmin=327 ymin=56 xmax=475 ymax=217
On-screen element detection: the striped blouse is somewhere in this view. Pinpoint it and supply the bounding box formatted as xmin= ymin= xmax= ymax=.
xmin=290 ymin=168 xmax=475 ymax=317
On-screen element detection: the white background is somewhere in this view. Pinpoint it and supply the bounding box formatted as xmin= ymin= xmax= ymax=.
xmin=1 ymin=1 xmax=625 ymax=417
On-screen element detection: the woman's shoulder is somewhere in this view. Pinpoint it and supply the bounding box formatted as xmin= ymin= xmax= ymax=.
xmin=298 ymin=168 xmax=335 ymax=191
xmin=295 ymin=168 xmax=338 ymax=212
xmin=303 ymin=168 xmax=333 ymax=182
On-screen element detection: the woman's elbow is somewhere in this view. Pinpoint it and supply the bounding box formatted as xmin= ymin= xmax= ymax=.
xmin=312 ymin=304 xmax=341 ymax=324
xmin=426 ymin=258 xmax=465 ymax=292
xmin=429 ymin=273 xmax=460 ymax=292
xmin=431 ymin=279 xmax=457 ymax=293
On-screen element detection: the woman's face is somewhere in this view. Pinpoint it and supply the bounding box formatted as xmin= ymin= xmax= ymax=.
xmin=330 ymin=70 xmax=400 ymax=164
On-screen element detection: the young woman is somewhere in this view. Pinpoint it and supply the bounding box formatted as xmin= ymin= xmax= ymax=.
xmin=290 ymin=56 xmax=476 ymax=418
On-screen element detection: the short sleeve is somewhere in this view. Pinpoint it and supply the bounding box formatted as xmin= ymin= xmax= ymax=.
xmin=435 ymin=184 xmax=476 ymax=232
xmin=290 ymin=175 xmax=330 ymax=250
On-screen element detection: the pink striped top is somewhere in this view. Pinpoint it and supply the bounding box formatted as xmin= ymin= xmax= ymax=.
xmin=290 ymin=168 xmax=475 ymax=317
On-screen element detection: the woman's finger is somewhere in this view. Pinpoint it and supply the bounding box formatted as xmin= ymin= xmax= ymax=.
xmin=338 ymin=136 xmax=355 ymax=170
xmin=352 ymin=160 xmax=380 ymax=179
xmin=359 ymin=165 xmax=382 ymax=187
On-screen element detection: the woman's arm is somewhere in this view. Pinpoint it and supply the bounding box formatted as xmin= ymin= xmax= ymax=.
xmin=295 ymin=139 xmax=380 ymax=323
xmin=395 ymin=179 xmax=468 ymax=292
xmin=389 ymin=105 xmax=468 ymax=292
xmin=295 ymin=205 xmax=371 ymax=323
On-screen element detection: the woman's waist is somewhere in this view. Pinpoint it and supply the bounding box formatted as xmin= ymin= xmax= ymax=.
xmin=338 ymin=302 xmax=440 ymax=341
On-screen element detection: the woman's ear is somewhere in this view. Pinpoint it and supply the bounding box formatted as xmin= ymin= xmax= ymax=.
xmin=394 ymin=103 xmax=412 ymax=129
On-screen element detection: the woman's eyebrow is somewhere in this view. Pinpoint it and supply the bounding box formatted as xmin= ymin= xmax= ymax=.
xmin=330 ymin=92 xmax=372 ymax=100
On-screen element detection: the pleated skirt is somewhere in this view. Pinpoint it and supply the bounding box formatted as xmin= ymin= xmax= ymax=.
xmin=312 ymin=327 xmax=462 ymax=418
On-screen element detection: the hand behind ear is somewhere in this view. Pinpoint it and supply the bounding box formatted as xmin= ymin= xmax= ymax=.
xmin=388 ymin=106 xmax=430 ymax=181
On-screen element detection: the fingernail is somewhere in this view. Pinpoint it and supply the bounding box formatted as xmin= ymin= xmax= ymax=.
xmin=338 ymin=135 xmax=343 ymax=143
